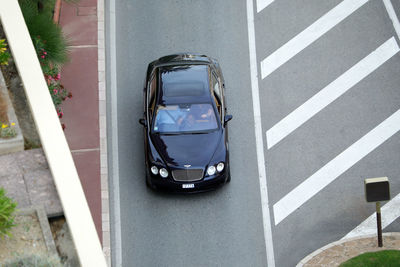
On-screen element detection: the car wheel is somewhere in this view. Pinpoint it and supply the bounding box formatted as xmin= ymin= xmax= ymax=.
xmin=146 ymin=177 xmax=156 ymax=190
xmin=226 ymin=166 xmax=231 ymax=183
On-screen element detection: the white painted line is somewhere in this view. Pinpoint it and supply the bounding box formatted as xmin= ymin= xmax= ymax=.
xmin=260 ymin=0 xmax=369 ymax=79
xmin=246 ymin=0 xmax=275 ymax=266
xmin=273 ymin=109 xmax=400 ymax=225
xmin=343 ymin=192 xmax=400 ymax=239
xmin=109 ymin=0 xmax=123 ymax=265
xmin=383 ymin=0 xmax=400 ymax=40
xmin=266 ymin=37 xmax=400 ymax=149
xmin=256 ymin=0 xmax=275 ymax=13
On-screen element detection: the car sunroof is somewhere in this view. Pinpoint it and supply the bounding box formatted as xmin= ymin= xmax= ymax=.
xmin=163 ymin=82 xmax=205 ymax=97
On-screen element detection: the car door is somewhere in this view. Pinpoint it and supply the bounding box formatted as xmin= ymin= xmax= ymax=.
xmin=210 ymin=68 xmax=225 ymax=124
xmin=141 ymin=68 xmax=157 ymax=161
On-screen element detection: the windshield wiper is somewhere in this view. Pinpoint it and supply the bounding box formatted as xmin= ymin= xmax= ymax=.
xmin=159 ymin=132 xmax=180 ymax=136
xmin=188 ymin=131 xmax=208 ymax=135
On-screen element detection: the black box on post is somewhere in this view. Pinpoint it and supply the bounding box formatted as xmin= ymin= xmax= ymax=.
xmin=365 ymin=177 xmax=390 ymax=202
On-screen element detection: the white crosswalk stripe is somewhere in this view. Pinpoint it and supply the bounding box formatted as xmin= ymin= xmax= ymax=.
xmin=256 ymin=0 xmax=275 ymax=13
xmin=343 ymin=192 xmax=400 ymax=239
xmin=266 ymin=37 xmax=400 ymax=149
xmin=273 ymin=109 xmax=400 ymax=225
xmin=383 ymin=0 xmax=400 ymax=40
xmin=261 ymin=0 xmax=369 ymax=79
xmin=252 ymin=0 xmax=400 ymax=264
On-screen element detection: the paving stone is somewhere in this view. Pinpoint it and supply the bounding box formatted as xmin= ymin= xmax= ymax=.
xmin=301 ymin=234 xmax=400 ymax=266
xmin=0 ymin=153 xmax=21 ymax=177
xmin=77 ymin=0 xmax=97 ymax=7
xmin=60 ymin=47 xmax=99 ymax=150
xmin=24 ymin=169 xmax=62 ymax=217
xmin=15 ymin=148 xmax=48 ymax=172
xmin=0 ymin=173 xmax=30 ymax=207
xmin=78 ymin=6 xmax=97 ymax=16
xmin=72 ymin=150 xmax=101 ymax=240
xmin=60 ymin=2 xmax=97 ymax=46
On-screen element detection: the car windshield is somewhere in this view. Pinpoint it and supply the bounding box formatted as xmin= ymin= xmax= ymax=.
xmin=153 ymin=103 xmax=218 ymax=133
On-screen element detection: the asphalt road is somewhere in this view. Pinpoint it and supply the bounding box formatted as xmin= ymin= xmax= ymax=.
xmin=256 ymin=0 xmax=400 ymax=266
xmin=107 ymin=0 xmax=267 ymax=266
xmin=106 ymin=0 xmax=400 ymax=266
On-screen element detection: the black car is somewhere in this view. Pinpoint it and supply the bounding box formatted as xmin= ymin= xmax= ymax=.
xmin=139 ymin=53 xmax=233 ymax=192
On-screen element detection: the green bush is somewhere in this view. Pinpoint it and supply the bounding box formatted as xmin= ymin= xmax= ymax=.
xmin=18 ymin=0 xmax=72 ymax=123
xmin=340 ymin=250 xmax=400 ymax=267
xmin=0 ymin=122 xmax=17 ymax=139
xmin=0 ymin=188 xmax=18 ymax=238
xmin=3 ymin=254 xmax=62 ymax=267
xmin=0 ymin=39 xmax=10 ymax=66
xmin=19 ymin=0 xmax=69 ymax=67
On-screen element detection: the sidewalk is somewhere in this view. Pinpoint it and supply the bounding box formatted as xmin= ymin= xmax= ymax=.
xmin=58 ymin=0 xmax=101 ymax=240
xmin=57 ymin=0 xmax=109 ymax=256
xmin=0 ymin=149 xmax=62 ymax=217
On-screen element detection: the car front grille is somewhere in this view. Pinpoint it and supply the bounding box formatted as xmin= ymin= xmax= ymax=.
xmin=172 ymin=169 xmax=204 ymax=182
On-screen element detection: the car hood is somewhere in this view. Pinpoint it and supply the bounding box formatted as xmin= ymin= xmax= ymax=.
xmin=150 ymin=131 xmax=221 ymax=168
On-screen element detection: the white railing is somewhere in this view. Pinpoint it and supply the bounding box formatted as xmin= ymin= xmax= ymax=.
xmin=0 ymin=1 xmax=107 ymax=266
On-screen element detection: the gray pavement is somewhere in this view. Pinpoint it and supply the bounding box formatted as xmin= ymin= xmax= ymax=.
xmin=107 ymin=0 xmax=268 ymax=266
xmin=256 ymin=0 xmax=400 ymax=266
xmin=0 ymin=149 xmax=62 ymax=217
xmin=107 ymin=0 xmax=400 ymax=266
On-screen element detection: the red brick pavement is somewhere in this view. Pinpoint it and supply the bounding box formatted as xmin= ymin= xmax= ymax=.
xmin=58 ymin=0 xmax=102 ymax=241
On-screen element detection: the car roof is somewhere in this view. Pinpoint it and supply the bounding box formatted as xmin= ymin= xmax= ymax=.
xmin=157 ymin=64 xmax=213 ymax=105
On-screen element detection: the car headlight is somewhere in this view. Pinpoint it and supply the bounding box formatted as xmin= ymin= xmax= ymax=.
xmin=217 ymin=162 xmax=224 ymax=172
xmin=150 ymin=166 xmax=159 ymax=175
xmin=207 ymin=165 xmax=216 ymax=176
xmin=159 ymin=168 xmax=168 ymax=178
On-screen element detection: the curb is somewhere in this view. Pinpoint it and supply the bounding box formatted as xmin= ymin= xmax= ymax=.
xmin=0 ymin=65 xmax=24 ymax=155
xmin=96 ymin=0 xmax=111 ymax=265
xmin=18 ymin=206 xmax=58 ymax=258
xmin=296 ymin=232 xmax=400 ymax=266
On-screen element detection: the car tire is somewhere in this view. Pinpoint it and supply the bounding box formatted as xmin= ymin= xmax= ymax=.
xmin=146 ymin=177 xmax=156 ymax=190
xmin=226 ymin=166 xmax=231 ymax=183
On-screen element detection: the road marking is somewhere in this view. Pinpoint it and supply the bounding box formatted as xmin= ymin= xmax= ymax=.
xmin=383 ymin=0 xmax=400 ymax=40
xmin=273 ymin=109 xmax=400 ymax=225
xmin=246 ymin=0 xmax=275 ymax=266
xmin=343 ymin=192 xmax=400 ymax=239
xmin=256 ymin=0 xmax=275 ymax=13
xmin=260 ymin=0 xmax=369 ymax=79
xmin=266 ymin=37 xmax=400 ymax=149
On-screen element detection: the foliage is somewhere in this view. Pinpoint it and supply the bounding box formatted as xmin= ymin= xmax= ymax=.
xmin=0 ymin=39 xmax=10 ymax=66
xmin=3 ymin=254 xmax=62 ymax=267
xmin=39 ymin=0 xmax=57 ymax=17
xmin=0 ymin=90 xmax=9 ymax=124
xmin=18 ymin=0 xmax=72 ymax=123
xmin=19 ymin=0 xmax=69 ymax=67
xmin=340 ymin=250 xmax=400 ymax=267
xmin=0 ymin=122 xmax=17 ymax=139
xmin=0 ymin=188 xmax=18 ymax=238
xmin=41 ymin=62 xmax=72 ymax=118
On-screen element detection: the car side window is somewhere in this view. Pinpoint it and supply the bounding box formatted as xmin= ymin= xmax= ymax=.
xmin=148 ymin=72 xmax=157 ymax=122
xmin=211 ymin=72 xmax=223 ymax=120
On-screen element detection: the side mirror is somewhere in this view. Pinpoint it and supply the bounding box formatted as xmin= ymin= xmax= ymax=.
xmin=224 ymin=114 xmax=233 ymax=126
xmin=139 ymin=118 xmax=147 ymax=127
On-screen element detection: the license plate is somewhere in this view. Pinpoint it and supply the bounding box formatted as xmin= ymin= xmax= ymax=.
xmin=182 ymin=184 xmax=194 ymax=189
